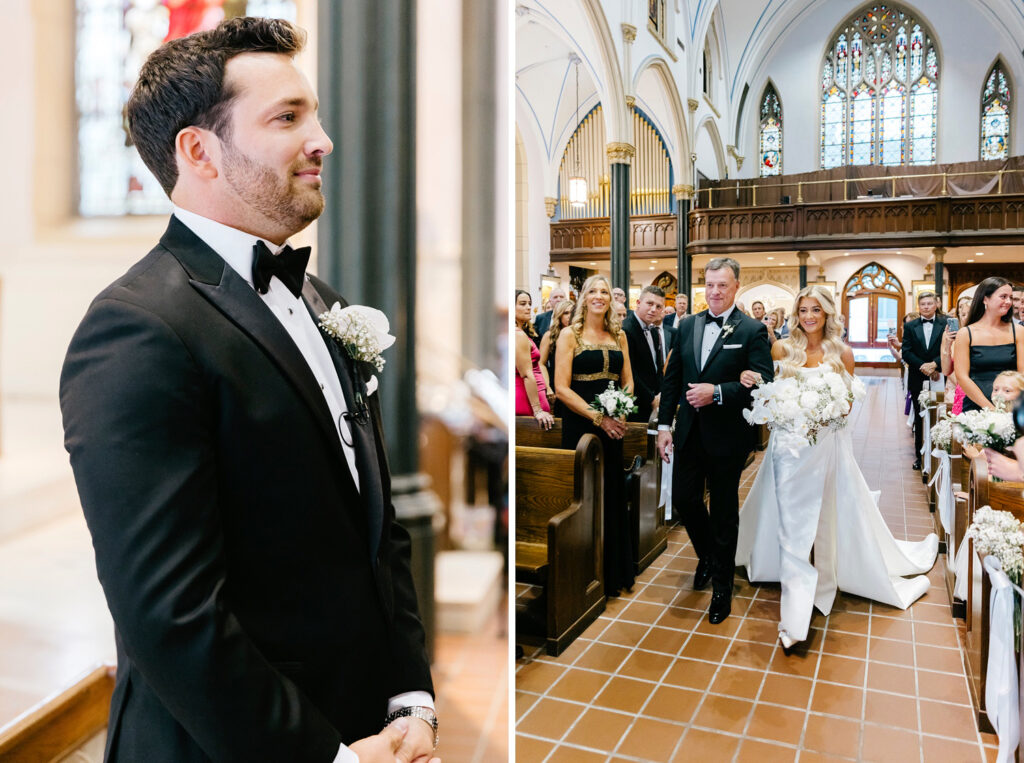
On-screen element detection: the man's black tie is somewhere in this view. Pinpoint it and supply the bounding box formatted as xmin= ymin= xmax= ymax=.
xmin=921 ymin=317 xmax=934 ymax=324
xmin=252 ymin=240 xmax=311 ymax=298
xmin=650 ymin=326 xmax=664 ymax=371
xmin=705 ymin=313 xmax=724 ymax=327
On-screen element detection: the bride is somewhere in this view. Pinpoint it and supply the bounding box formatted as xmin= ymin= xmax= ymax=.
xmin=735 ymin=285 xmax=938 ymax=649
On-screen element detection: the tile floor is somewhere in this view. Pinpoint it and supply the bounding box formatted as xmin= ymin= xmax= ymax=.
xmin=515 ymin=376 xmax=998 ymax=762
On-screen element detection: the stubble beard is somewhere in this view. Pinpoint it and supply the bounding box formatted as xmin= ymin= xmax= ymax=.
xmin=222 ymin=142 xmax=325 ymax=235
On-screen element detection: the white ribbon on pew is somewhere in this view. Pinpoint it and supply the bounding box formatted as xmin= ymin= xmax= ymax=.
xmin=953 ymin=538 xmax=969 ymax=602
xmin=928 ymin=449 xmax=959 ymax=536
xmin=919 ymin=405 xmax=932 ymax=476
xmin=661 ymin=450 xmax=673 ymax=521
xmin=983 ymin=555 xmax=1021 ymax=763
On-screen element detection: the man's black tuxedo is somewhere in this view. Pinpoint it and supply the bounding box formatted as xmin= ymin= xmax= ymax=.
xmin=533 ymin=309 xmax=553 ymax=341
xmin=658 ymin=309 xmax=774 ymax=590
xmin=60 ymin=218 xmax=432 ymax=762
xmin=902 ymin=314 xmax=948 ymax=457
xmin=663 ymin=312 xmax=687 ymax=329
xmin=622 ymin=313 xmax=664 ymax=423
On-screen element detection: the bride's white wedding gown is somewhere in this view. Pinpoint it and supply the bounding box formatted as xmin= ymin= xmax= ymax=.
xmin=736 ymin=366 xmax=939 ymax=646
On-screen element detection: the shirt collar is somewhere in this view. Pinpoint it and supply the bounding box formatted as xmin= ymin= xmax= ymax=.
xmin=172 ymin=205 xmax=291 ymax=287
xmin=708 ymin=304 xmax=736 ymax=323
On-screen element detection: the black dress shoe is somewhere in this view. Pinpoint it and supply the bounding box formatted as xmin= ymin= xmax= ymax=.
xmin=693 ymin=559 xmax=712 ymax=590
xmin=912 ymin=458 xmax=922 ymax=471
xmin=708 ymin=591 xmax=731 ymax=624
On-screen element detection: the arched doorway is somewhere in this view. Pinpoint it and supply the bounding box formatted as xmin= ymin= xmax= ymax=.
xmin=842 ymin=262 xmax=904 ymax=365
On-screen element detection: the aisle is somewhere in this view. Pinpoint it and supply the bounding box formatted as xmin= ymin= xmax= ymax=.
xmin=515 ymin=376 xmax=996 ymax=762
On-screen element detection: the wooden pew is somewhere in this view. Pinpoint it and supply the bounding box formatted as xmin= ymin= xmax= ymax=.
xmin=0 ymin=664 xmax=115 ymax=761
xmin=962 ymin=456 xmax=1024 ymax=734
xmin=515 ymin=434 xmax=605 ymax=655
xmin=515 ymin=416 xmax=668 ymax=574
xmin=925 ymin=392 xmax=945 ymax=516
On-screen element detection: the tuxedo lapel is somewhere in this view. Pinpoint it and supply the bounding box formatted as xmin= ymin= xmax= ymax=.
xmin=692 ymin=312 xmax=704 ymax=369
xmin=301 ymin=281 xmax=386 ymax=561
xmin=700 ymin=309 xmax=743 ymax=375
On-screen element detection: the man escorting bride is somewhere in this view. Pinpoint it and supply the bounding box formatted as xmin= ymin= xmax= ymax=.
xmin=736 ymin=284 xmax=938 ymax=649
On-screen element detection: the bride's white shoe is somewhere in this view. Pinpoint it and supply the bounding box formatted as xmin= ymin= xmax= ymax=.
xmin=779 ymin=630 xmax=796 ymax=650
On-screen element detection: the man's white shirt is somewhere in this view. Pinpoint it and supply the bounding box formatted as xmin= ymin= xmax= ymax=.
xmin=172 ymin=207 xmax=433 ymax=763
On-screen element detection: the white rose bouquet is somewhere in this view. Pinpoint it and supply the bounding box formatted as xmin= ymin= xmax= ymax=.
xmin=743 ymin=371 xmax=866 ymax=456
xmin=590 ymin=381 xmax=638 ymax=420
xmin=930 ymin=417 xmax=954 ymax=452
xmin=967 ymin=505 xmax=1024 ymax=638
xmin=952 ymin=409 xmax=1017 ymax=451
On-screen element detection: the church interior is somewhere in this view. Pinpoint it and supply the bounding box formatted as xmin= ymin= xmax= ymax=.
xmin=515 ymin=0 xmax=1024 ymax=760
xmin=0 ymin=1 xmax=508 ymax=761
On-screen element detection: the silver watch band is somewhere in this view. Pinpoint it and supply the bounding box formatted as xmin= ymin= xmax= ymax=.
xmin=384 ymin=706 xmax=438 ymax=749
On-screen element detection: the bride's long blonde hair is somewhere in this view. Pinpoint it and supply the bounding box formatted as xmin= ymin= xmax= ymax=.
xmin=776 ymin=285 xmax=847 ymax=378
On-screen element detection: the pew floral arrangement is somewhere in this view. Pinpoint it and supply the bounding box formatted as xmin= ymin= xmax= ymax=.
xmin=743 ymin=371 xmax=866 ymax=457
xmin=590 ymin=382 xmax=638 ymax=420
xmin=952 ymin=409 xmax=1017 ymax=452
xmin=917 ymin=389 xmax=937 ymax=410
xmin=930 ymin=416 xmax=954 ymax=452
xmin=967 ymin=505 xmax=1024 ymax=638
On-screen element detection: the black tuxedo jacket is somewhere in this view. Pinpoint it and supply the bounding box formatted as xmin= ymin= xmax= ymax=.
xmin=902 ymin=315 xmax=948 ymax=393
xmin=60 ymin=217 xmax=433 ymax=762
xmin=622 ymin=313 xmax=663 ymax=422
xmin=658 ymin=309 xmax=774 ymax=458
xmin=532 ymin=310 xmax=553 ymax=341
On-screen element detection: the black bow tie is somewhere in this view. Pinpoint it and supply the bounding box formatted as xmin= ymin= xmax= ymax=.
xmin=705 ymin=313 xmax=724 ymax=327
xmin=252 ymin=240 xmax=311 ymax=298
xmin=921 ymin=318 xmax=934 ymax=324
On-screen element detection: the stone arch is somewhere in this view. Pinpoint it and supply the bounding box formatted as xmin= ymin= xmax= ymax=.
xmin=694 ymin=115 xmax=728 ymax=179
xmin=632 ymin=56 xmax=691 ymax=184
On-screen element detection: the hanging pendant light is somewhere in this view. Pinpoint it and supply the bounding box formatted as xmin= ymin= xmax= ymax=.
xmin=568 ymin=56 xmax=588 ymax=210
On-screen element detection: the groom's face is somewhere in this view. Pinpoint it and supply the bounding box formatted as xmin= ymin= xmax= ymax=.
xmin=217 ymin=53 xmax=333 ymax=237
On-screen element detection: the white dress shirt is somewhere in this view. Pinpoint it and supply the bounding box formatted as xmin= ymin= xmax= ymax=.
xmin=701 ymin=304 xmax=737 ymax=370
xmin=171 ymin=208 xmax=433 ymax=763
xmin=922 ymin=316 xmax=934 ymax=349
xmin=639 ymin=318 xmax=662 ymax=366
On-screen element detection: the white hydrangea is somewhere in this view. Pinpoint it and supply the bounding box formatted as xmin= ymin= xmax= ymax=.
xmin=967 ymin=506 xmax=1024 ymax=581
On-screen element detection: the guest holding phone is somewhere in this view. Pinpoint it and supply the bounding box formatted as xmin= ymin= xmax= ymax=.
xmin=941 ymin=296 xmax=973 ymax=414
xmin=953 ymin=277 xmax=1024 ymax=411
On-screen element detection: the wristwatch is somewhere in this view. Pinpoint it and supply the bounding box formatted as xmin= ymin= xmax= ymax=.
xmin=385 ymin=706 xmax=439 ymax=749
xmin=712 ymin=386 xmax=722 ymax=405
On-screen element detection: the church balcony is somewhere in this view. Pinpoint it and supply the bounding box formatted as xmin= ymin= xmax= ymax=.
xmin=549 ymin=213 xmax=677 ymax=262
xmin=689 ymin=158 xmax=1024 ymax=255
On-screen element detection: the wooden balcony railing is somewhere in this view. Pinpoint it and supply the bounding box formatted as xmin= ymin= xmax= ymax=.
xmin=549 ymin=213 xmax=676 ymax=261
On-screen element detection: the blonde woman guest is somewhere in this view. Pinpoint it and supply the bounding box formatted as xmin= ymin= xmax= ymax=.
xmin=735 ymin=286 xmax=937 ymax=649
xmin=953 ymin=277 xmax=1024 ymax=411
xmin=555 ymin=275 xmax=636 ymax=595
xmin=539 ymin=299 xmax=574 ymax=412
xmin=514 ymin=290 xmax=554 ymax=429
xmin=940 ymin=295 xmax=974 ymax=414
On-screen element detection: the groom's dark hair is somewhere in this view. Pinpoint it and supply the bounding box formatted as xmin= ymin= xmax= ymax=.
xmin=126 ymin=16 xmax=306 ymax=196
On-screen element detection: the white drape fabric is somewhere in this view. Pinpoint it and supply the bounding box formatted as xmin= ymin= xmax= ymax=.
xmin=928 ymin=449 xmax=957 ymax=536
xmin=983 ymin=556 xmax=1020 ymax=763
xmin=920 ymin=405 xmax=932 ymax=477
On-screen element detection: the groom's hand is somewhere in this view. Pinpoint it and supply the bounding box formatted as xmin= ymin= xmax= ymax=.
xmin=393 ymin=717 xmax=438 ymax=763
xmin=350 ymin=718 xmax=409 ymax=762
xmin=685 ymin=383 xmax=715 ymax=409
xmin=657 ymin=430 xmax=673 ymax=463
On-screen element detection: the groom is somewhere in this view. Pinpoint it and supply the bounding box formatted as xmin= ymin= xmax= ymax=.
xmin=60 ymin=18 xmax=437 ymax=763
xmin=657 ymin=258 xmax=773 ymax=623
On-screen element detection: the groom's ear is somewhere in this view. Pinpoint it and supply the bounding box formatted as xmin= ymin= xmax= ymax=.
xmin=175 ymin=126 xmax=220 ymax=182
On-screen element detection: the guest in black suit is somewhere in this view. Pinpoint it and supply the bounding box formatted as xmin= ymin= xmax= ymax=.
xmin=663 ymin=293 xmax=689 ymax=328
xmin=59 ymin=19 xmax=437 ymax=763
xmin=623 ymin=286 xmax=668 ymax=423
xmin=657 ymin=258 xmax=774 ymax=624
xmin=533 ymin=286 xmax=566 ymax=340
xmin=1013 ymin=284 xmax=1024 ymax=325
xmin=902 ymin=290 xmax=947 ymax=470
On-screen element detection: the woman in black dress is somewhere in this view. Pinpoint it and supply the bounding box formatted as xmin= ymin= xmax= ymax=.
xmin=554 ymin=274 xmax=636 ymax=596
xmin=953 ymin=277 xmax=1024 ymax=411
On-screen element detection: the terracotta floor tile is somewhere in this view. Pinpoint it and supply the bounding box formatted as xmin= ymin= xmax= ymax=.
xmin=914 ymin=621 xmax=962 ymax=649
xmin=915 ymin=602 xmax=958 ymax=624
xmin=917 ymin=668 xmax=972 ymax=705
xmin=711 ymin=665 xmax=765 ymax=700
xmin=870 ymin=615 xmax=915 ymax=641
xmin=599 ymin=620 xmax=652 ymax=648
xmin=679 ymin=633 xmax=731 ymax=663
xmin=620 ymin=600 xmax=668 ymax=624
xmin=769 ymin=647 xmax=820 ymax=678
xmin=547 ymin=668 xmax=611 ymax=704
xmin=759 ymin=673 xmax=813 ymax=708
xmin=833 ymin=594 xmax=873 ymax=614
xmin=799 ymin=752 xmax=857 ymax=763
xmin=671 ymin=728 xmax=741 ymax=761
xmin=618 ymin=647 xmax=674 ymax=682
xmin=545 ymin=745 xmax=607 ymax=762
xmin=642 ymin=684 xmax=702 ymax=724
xmin=735 ymin=738 xmax=799 ymax=763
xmin=562 ymin=707 xmax=633 ymax=752
xmin=863 ymin=689 xmax=918 ymax=731
xmin=516 ymin=660 xmax=565 ymax=694
xmin=673 ymin=588 xmax=713 ymax=611
xmin=919 ymin=698 xmax=982 ymax=741
xmin=860 ymin=723 xmax=921 ymax=762
xmin=516 ymin=697 xmax=585 ymax=741
xmin=694 ymin=611 xmax=742 ymax=637
xmin=868 ymin=636 xmax=916 ymax=665
xmin=916 ymin=644 xmax=965 ymax=674
xmin=865 ymin=662 xmax=917 ymax=697
xmin=615 ymin=716 xmax=686 ymax=761
xmin=803 ymin=712 xmax=861 ymax=757
xmin=920 ymin=734 xmax=987 ymax=762
xmin=809 ymin=682 xmax=864 ymax=719
xmin=574 ymin=642 xmax=632 ymax=673
xmin=723 ymin=640 xmax=776 ymax=671
xmin=821 ymin=629 xmax=869 ymax=659
xmin=657 ymin=605 xmax=704 ymax=630
xmin=638 ymin=625 xmax=690 ymax=655
xmin=746 ymin=598 xmax=781 ymax=621
xmin=662 ymin=657 xmax=719 ymax=690
xmin=516 ymin=690 xmax=541 ymax=720
xmin=817 ymin=654 xmax=867 ymax=687
xmin=746 ymin=702 xmax=806 ymax=745
xmin=692 ymin=693 xmax=754 ymax=734
xmin=828 ymin=611 xmax=871 ymax=635
xmin=514 ymin=735 xmax=555 ymax=762
xmin=735 ymin=617 xmax=783 ymax=644
xmin=593 ymin=675 xmax=656 ymax=714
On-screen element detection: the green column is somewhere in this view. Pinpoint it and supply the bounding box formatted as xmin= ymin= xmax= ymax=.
xmin=674 ymin=184 xmax=693 ymax=302
xmin=608 ymin=143 xmax=634 ymax=291
xmin=798 ymin=251 xmax=809 ymax=290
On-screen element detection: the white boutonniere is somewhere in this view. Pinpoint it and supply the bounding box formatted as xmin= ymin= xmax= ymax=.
xmin=317 ymin=303 xmax=396 ymax=373
xmin=721 ymin=323 xmax=736 ymax=338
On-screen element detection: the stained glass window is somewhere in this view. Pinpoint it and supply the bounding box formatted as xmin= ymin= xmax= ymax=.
xmin=76 ymin=0 xmax=298 ymax=217
xmin=981 ymin=61 xmax=1012 ymax=161
xmin=759 ymin=84 xmax=782 ymax=177
xmin=820 ymin=5 xmax=939 ymax=169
